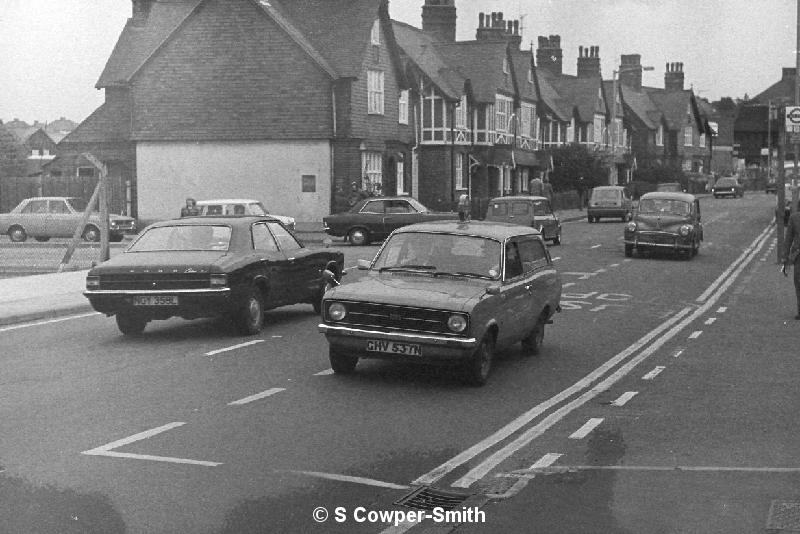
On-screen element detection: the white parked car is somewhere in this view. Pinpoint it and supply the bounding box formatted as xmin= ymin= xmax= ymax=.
xmin=193 ymin=199 xmax=295 ymax=230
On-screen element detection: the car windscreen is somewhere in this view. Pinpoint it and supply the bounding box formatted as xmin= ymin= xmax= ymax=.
xmin=68 ymin=198 xmax=89 ymax=211
xmin=638 ymin=199 xmax=690 ymax=216
xmin=128 ymin=225 xmax=232 ymax=252
xmin=715 ymin=178 xmax=737 ymax=186
xmin=372 ymin=232 xmax=502 ymax=280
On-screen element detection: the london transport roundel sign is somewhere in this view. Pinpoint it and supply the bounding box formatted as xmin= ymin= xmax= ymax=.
xmin=786 ymin=106 xmax=800 ymax=129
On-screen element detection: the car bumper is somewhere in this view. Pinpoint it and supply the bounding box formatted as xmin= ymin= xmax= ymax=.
xmin=318 ymin=323 xmax=478 ymax=362
xmin=624 ymin=233 xmax=694 ymax=250
xmin=84 ymin=288 xmax=233 ymax=318
xmin=588 ymin=207 xmax=627 ymax=218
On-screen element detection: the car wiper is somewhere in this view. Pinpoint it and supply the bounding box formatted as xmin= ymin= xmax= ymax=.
xmin=379 ymin=264 xmax=437 ymax=272
xmin=433 ymin=270 xmax=492 ymax=279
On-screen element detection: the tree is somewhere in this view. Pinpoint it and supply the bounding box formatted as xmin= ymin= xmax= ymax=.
xmin=0 ymin=125 xmax=26 ymax=179
xmin=548 ymin=144 xmax=605 ymax=192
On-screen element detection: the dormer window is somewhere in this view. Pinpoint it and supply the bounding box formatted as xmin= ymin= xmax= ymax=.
xmin=370 ymin=19 xmax=380 ymax=45
xmin=528 ymin=68 xmax=533 ymax=83
xmin=503 ymin=58 xmax=509 ymax=74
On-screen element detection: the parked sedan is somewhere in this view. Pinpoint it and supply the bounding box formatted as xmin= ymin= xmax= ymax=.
xmin=84 ymin=216 xmax=344 ymax=336
xmin=712 ymin=177 xmax=744 ymax=198
xmin=624 ymin=192 xmax=703 ymax=259
xmin=0 ymin=196 xmax=136 ymax=242
xmin=193 ymin=199 xmax=295 ymax=231
xmin=323 ymin=196 xmax=459 ymax=246
xmin=318 ymin=221 xmax=562 ymax=385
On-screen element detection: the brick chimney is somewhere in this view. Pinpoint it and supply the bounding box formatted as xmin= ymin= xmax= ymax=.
xmin=577 ymin=45 xmax=601 ymax=78
xmin=132 ymin=0 xmax=154 ymax=26
xmin=619 ymin=54 xmax=643 ymax=91
xmin=422 ymin=0 xmax=457 ymax=42
xmin=536 ymin=35 xmax=562 ymax=75
xmin=664 ymin=62 xmax=685 ymax=91
xmin=476 ymin=12 xmax=507 ymax=41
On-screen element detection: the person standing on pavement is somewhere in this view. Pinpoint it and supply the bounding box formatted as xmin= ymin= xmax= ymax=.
xmin=782 ymin=210 xmax=800 ymax=319
xmin=529 ymin=175 xmax=543 ymax=196
xmin=542 ymin=176 xmax=554 ymax=204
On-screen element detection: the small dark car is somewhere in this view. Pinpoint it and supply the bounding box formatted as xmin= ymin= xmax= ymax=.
xmin=712 ymin=177 xmax=744 ymax=198
xmin=484 ymin=196 xmax=562 ymax=245
xmin=323 ymin=196 xmax=458 ymax=246
xmin=318 ymin=221 xmax=562 ymax=386
xmin=84 ymin=216 xmax=344 ymax=336
xmin=624 ymin=192 xmax=703 ymax=259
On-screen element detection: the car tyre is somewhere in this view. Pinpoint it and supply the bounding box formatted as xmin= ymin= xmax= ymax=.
xmin=82 ymin=225 xmax=101 ymax=242
xmin=624 ymin=244 xmax=633 ymax=257
xmin=234 ymin=285 xmax=265 ymax=335
xmin=551 ymin=235 xmax=561 ymax=246
xmin=348 ymin=227 xmax=370 ymax=246
xmin=521 ymin=317 xmax=545 ymax=356
xmin=116 ymin=313 xmax=147 ymax=336
xmin=8 ymin=226 xmax=27 ymax=242
xmin=329 ymin=347 xmax=358 ymax=374
xmin=465 ymin=335 xmax=494 ymax=386
xmin=587 ymin=215 xmax=594 ymax=223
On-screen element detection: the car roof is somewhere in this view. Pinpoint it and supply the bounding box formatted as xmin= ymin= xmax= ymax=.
xmin=592 ymin=185 xmax=625 ymax=190
xmin=22 ymin=196 xmax=80 ymax=201
xmin=640 ymin=191 xmax=696 ymax=201
xmin=488 ymin=195 xmax=549 ymax=202
xmin=392 ymin=220 xmax=541 ymax=240
xmin=148 ymin=215 xmax=279 ymax=228
xmin=194 ymin=199 xmax=262 ymax=204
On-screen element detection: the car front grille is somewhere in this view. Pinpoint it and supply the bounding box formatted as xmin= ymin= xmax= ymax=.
xmin=330 ymin=302 xmax=461 ymax=336
xmin=99 ymin=273 xmax=212 ymax=290
xmin=637 ymin=232 xmax=676 ymax=245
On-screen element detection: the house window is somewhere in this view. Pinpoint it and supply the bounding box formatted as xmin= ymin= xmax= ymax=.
xmin=455 ymin=95 xmax=467 ymax=129
xmin=367 ymin=70 xmax=384 ymax=115
xmin=301 ymin=175 xmax=316 ymax=193
xmin=593 ymin=115 xmax=603 ymax=144
xmin=77 ymin=167 xmax=95 ymax=178
xmin=699 ymin=133 xmax=706 ymax=148
xmin=396 ymin=157 xmax=405 ymax=195
xmin=495 ymin=95 xmax=513 ymax=133
xmin=422 ymin=86 xmax=447 ymax=141
xmin=362 ymin=151 xmax=383 ymax=192
xmin=520 ymin=105 xmax=532 ymax=139
xmin=656 ymin=124 xmax=664 ymax=146
xmin=398 ymin=90 xmax=409 ymax=124
xmin=528 ymin=68 xmax=533 ymax=83
xmin=502 ymin=58 xmax=509 ymax=74
xmin=370 ymin=19 xmax=380 ymax=45
xmin=684 ymin=126 xmax=693 ymax=146
xmin=455 ymin=153 xmax=464 ymax=189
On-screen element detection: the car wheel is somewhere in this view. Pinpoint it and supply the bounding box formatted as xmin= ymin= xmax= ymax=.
xmin=34 ymin=236 xmax=50 ymax=242
xmin=313 ymin=273 xmax=338 ymax=314
xmin=624 ymin=244 xmax=633 ymax=257
xmin=521 ymin=317 xmax=545 ymax=356
xmin=329 ymin=347 xmax=358 ymax=374
xmin=551 ymin=235 xmax=561 ymax=246
xmin=465 ymin=334 xmax=494 ymax=386
xmin=234 ymin=285 xmax=265 ymax=335
xmin=587 ymin=216 xmax=594 ymax=223
xmin=82 ymin=225 xmax=101 ymax=242
xmin=116 ymin=313 xmax=147 ymax=336
xmin=348 ymin=228 xmax=370 ymax=246
xmin=8 ymin=226 xmax=27 ymax=242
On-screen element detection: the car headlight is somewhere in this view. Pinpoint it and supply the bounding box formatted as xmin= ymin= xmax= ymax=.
xmin=446 ymin=314 xmax=468 ymax=333
xmin=626 ymin=221 xmax=637 ymax=232
xmin=209 ymin=274 xmax=228 ymax=288
xmin=328 ymin=302 xmax=347 ymax=321
xmin=679 ymin=224 xmax=692 ymax=236
xmin=86 ymin=275 xmax=100 ymax=289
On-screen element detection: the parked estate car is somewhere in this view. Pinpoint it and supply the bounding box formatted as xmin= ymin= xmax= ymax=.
xmin=0 ymin=196 xmax=136 ymax=242
xmin=587 ymin=186 xmax=633 ymax=222
xmin=624 ymin=192 xmax=703 ymax=259
xmin=318 ymin=220 xmax=562 ymax=386
xmin=322 ymin=196 xmax=459 ymax=246
xmin=193 ymin=199 xmax=295 ymax=231
xmin=712 ymin=177 xmax=744 ymax=198
xmin=484 ymin=195 xmax=561 ymax=244
xmin=84 ymin=216 xmax=344 ymax=336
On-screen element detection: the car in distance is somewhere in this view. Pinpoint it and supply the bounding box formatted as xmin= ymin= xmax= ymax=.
xmin=712 ymin=177 xmax=744 ymax=198
xmin=322 ymin=196 xmax=459 ymax=246
xmin=193 ymin=199 xmax=295 ymax=231
xmin=655 ymin=182 xmax=684 ymax=193
xmin=84 ymin=216 xmax=344 ymax=336
xmin=624 ymin=192 xmax=703 ymax=259
xmin=0 ymin=196 xmax=136 ymax=242
xmin=483 ymin=195 xmax=562 ymax=245
xmin=766 ymin=177 xmax=778 ymax=194
xmin=318 ymin=221 xmax=562 ymax=386
xmin=587 ymin=186 xmax=633 ymax=223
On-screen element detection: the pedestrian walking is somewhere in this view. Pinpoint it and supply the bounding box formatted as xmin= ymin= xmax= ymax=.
xmin=782 ymin=210 xmax=800 ymax=319
xmin=529 ymin=176 xmax=543 ymax=196
xmin=542 ymin=176 xmax=554 ymax=203
xmin=576 ymin=176 xmax=587 ymax=211
xmin=347 ymin=181 xmax=369 ymax=207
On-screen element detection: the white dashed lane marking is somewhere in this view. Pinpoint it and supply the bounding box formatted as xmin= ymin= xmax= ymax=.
xmin=228 ymin=387 xmax=285 ymax=406
xmin=611 ymin=391 xmax=639 ymax=406
xmin=205 ymin=339 xmax=264 ymax=356
xmin=689 ymin=330 xmax=703 ymax=339
xmin=569 ymin=418 xmax=604 ymax=439
xmin=704 ymin=318 xmax=716 ymax=325
xmin=529 ymin=453 xmax=563 ymax=469
xmin=642 ymin=366 xmax=665 ymax=380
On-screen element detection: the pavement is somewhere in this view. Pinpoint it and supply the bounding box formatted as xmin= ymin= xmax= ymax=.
xmin=0 ymin=208 xmax=588 ymax=327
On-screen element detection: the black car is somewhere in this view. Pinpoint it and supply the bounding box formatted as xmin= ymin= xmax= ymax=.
xmin=323 ymin=196 xmax=458 ymax=246
xmin=712 ymin=177 xmax=744 ymax=198
xmin=84 ymin=216 xmax=344 ymax=336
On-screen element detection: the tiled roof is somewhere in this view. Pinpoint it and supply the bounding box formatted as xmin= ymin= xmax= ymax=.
xmin=619 ymin=84 xmax=659 ymax=130
xmin=435 ymin=41 xmax=514 ymax=102
xmin=548 ymin=73 xmax=604 ymax=123
xmin=391 ymin=20 xmax=464 ymax=100
xmin=59 ymin=98 xmax=132 ymax=145
xmin=644 ymin=87 xmax=694 ymax=130
xmin=752 ymin=76 xmax=797 ymax=106
xmin=534 ymin=71 xmax=570 ymax=121
xmin=510 ymin=49 xmax=538 ymax=103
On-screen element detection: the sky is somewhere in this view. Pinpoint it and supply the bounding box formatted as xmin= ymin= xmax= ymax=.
xmin=0 ymin=0 xmax=796 ymax=125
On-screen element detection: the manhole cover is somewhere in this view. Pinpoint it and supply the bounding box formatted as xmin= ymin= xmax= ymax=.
xmin=767 ymin=500 xmax=800 ymax=531
xmin=394 ymin=486 xmax=471 ymax=512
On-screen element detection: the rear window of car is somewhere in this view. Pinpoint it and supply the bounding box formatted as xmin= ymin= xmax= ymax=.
xmin=715 ymin=178 xmax=738 ymax=186
xmin=490 ymin=202 xmax=508 ymax=216
xmin=128 ymin=225 xmax=232 ymax=252
xmin=591 ymin=189 xmax=620 ymax=201
xmin=511 ymin=202 xmax=529 ymax=216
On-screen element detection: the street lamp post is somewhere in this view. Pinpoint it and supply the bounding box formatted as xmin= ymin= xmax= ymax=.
xmin=610 ymin=65 xmax=654 ymax=184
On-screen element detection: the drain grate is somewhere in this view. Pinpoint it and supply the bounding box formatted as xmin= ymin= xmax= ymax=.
xmin=767 ymin=500 xmax=800 ymax=531
xmin=394 ymin=486 xmax=471 ymax=511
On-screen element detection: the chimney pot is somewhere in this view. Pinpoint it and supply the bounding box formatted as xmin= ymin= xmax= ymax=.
xmin=514 ymin=20 xmax=519 ymax=35
xmin=479 ymin=12 xmax=484 ymax=27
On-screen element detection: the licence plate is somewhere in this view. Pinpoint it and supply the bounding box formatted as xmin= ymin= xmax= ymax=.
xmin=133 ymin=295 xmax=178 ymax=306
xmin=366 ymin=339 xmax=421 ymax=356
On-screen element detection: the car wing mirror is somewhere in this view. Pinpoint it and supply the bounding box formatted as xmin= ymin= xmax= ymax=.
xmin=357 ymin=259 xmax=371 ymax=270
xmin=322 ymin=269 xmax=341 ymax=287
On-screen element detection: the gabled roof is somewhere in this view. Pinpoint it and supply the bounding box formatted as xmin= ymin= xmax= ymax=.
xmin=510 ymin=49 xmax=538 ymax=104
xmin=644 ymin=88 xmax=697 ymax=130
xmin=391 ymin=20 xmax=464 ymax=100
xmin=618 ymin=84 xmax=660 ymax=130
xmin=534 ymin=71 xmax=570 ymax=122
xmin=435 ymin=41 xmax=514 ymax=103
xmin=59 ymin=97 xmax=133 ymax=145
xmin=547 ymin=72 xmax=605 ymax=123
xmin=752 ymin=76 xmax=797 ymax=106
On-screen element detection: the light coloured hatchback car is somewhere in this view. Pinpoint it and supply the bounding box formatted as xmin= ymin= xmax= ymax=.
xmin=484 ymin=196 xmax=561 ymax=245
xmin=587 ymin=186 xmax=633 ymax=223
xmin=194 ymin=199 xmax=295 ymax=230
